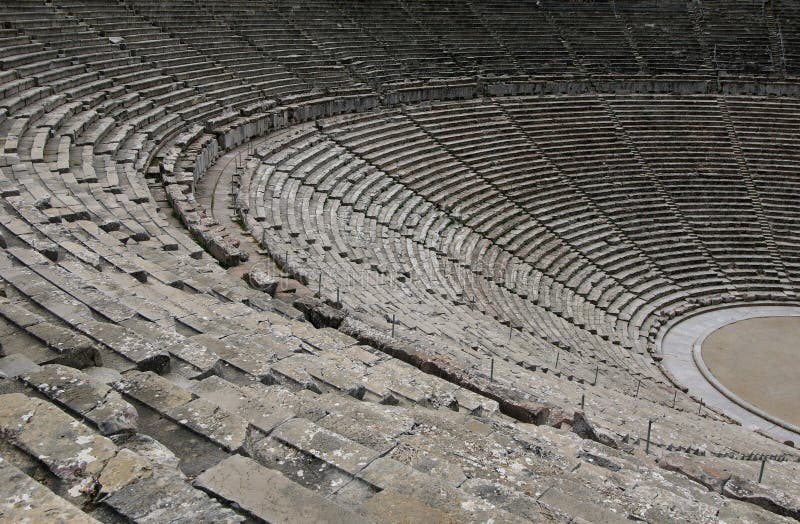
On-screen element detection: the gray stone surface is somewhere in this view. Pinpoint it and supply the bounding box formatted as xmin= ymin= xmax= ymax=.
xmin=194 ymin=454 xmax=370 ymax=524
xmin=23 ymin=364 xmax=138 ymax=435
xmin=0 ymin=456 xmax=101 ymax=523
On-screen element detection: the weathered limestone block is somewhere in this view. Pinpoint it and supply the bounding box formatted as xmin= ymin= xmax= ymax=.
xmin=243 ymin=267 xmax=278 ymax=295
xmin=0 ymin=393 xmax=116 ymax=484
xmin=722 ymin=476 xmax=800 ymax=520
xmin=360 ymin=490 xmax=458 ymax=524
xmin=189 ymin=376 xmax=294 ymax=434
xmin=23 ymin=364 xmax=138 ymax=435
xmin=271 ymin=418 xmax=380 ymax=475
xmin=114 ymin=370 xmax=193 ymax=411
xmin=0 ymin=457 xmax=101 ymax=523
xmin=104 ymin=468 xmax=243 ymax=523
xmin=658 ymin=453 xmax=731 ymax=493
xmin=166 ymin=398 xmax=248 ymax=452
xmin=96 ymin=448 xmax=152 ymax=497
xmin=194 ymin=455 xmax=369 ymax=524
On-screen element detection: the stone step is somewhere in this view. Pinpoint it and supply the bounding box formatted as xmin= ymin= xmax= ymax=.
xmin=194 ymin=454 xmax=371 ymax=524
xmin=0 ymin=392 xmax=241 ymax=521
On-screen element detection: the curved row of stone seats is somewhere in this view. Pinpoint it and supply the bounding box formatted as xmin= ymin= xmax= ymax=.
xmin=776 ymin=0 xmax=800 ymax=75
xmin=269 ymin=0 xmax=412 ymax=87
xmin=492 ymin=93 xmax=750 ymax=330
xmin=320 ymin=108 xmax=633 ymax=316
xmin=204 ymin=0 xmax=363 ymax=91
xmin=234 ymin=143 xmax=800 ymax=462
xmin=615 ymin=0 xmax=707 ymax=75
xmin=400 ymin=0 xmax=518 ymax=77
xmin=252 ymin=176 xmax=618 ymax=387
xmin=726 ymin=95 xmax=800 ymax=285
xmin=544 ymin=3 xmax=642 ymax=76
xmin=316 ymin=105 xmax=672 ymax=340
xmin=1 ymin=1 xmax=800 ymax=520
xmin=468 ymin=0 xmax=576 ymax=75
xmin=115 ymin=0 xmax=301 ymax=103
xmin=239 ymin=93 xmax=800 ymax=403
xmin=5 ymin=231 xmax=793 ymax=522
xmin=0 ymin=1 xmax=231 ymax=251
xmin=604 ymin=94 xmax=791 ymax=288
xmin=329 ymin=0 xmax=467 ymax=81
xmin=401 ymin=99 xmax=673 ymax=304
xmin=304 ymin=114 xmax=636 ymax=340
xmin=698 ymin=0 xmax=776 ymax=75
xmin=244 ymin=121 xmax=689 ymax=398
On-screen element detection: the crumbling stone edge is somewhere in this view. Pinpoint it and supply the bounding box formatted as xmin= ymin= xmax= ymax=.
xmin=292 ymin=295 xmax=619 ymax=449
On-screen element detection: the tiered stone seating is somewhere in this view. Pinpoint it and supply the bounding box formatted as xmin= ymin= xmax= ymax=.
xmin=617 ymin=0 xmax=707 ymax=74
xmin=400 ymin=0 xmax=518 ymax=77
xmin=775 ymin=0 xmax=800 ymax=75
xmin=2 ymin=0 xmax=800 ymax=521
xmin=469 ymin=0 xmax=577 ymax=75
xmin=726 ymin=95 xmax=800 ymax=284
xmin=270 ymin=0 xmax=411 ymax=87
xmin=544 ymin=2 xmax=642 ymax=75
xmin=699 ymin=0 xmax=774 ymax=75
xmin=332 ymin=0 xmax=467 ymax=80
xmin=123 ymin=0 xmax=303 ymax=103
xmin=206 ymin=0 xmax=362 ymax=92
xmin=605 ymin=94 xmax=786 ymax=291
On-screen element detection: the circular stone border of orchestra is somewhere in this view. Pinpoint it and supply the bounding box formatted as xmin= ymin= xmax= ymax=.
xmin=659 ymin=304 xmax=800 ymax=445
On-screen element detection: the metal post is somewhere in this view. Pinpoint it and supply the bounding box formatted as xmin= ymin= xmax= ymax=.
xmin=758 ymin=458 xmax=766 ymax=483
xmin=336 ymin=287 xmax=340 ymax=304
xmin=645 ymin=419 xmax=652 ymax=454
xmin=698 ymin=399 xmax=703 ymax=415
xmin=635 ymin=379 xmax=641 ymax=398
xmin=490 ymin=358 xmax=494 ymax=382
xmin=318 ymin=273 xmax=322 ymax=296
xmin=555 ymin=351 xmax=559 ymax=369
xmin=581 ymin=393 xmax=585 ymax=410
xmin=594 ymin=365 xmax=599 ymax=386
xmin=391 ymin=314 xmax=395 ymax=338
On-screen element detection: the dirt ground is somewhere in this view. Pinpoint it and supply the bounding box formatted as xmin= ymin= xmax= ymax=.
xmin=702 ymin=316 xmax=800 ymax=427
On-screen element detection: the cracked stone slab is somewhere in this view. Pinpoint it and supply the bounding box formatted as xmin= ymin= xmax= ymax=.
xmin=271 ymin=417 xmax=380 ymax=475
xmin=723 ymin=475 xmax=800 ymax=520
xmin=360 ymin=489 xmax=459 ymax=524
xmin=114 ymin=370 xmax=193 ymax=411
xmin=22 ymin=364 xmax=138 ymax=435
xmin=0 ymin=354 xmax=40 ymax=378
xmin=104 ymin=466 xmax=244 ymax=523
xmin=194 ymin=454 xmax=369 ymax=524
xmin=358 ymin=456 xmax=523 ymax=522
xmin=0 ymin=456 xmax=100 ymax=523
xmin=0 ymin=393 xmax=116 ymax=488
xmin=189 ymin=376 xmax=294 ymax=434
xmin=315 ymin=393 xmax=414 ymax=453
xmin=166 ymin=398 xmax=248 ymax=452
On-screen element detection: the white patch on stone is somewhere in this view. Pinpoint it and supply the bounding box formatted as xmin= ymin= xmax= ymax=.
xmin=74 ymin=447 xmax=97 ymax=466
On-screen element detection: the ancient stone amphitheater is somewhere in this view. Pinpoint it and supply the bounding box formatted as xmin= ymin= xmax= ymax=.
xmin=1 ymin=0 xmax=800 ymax=521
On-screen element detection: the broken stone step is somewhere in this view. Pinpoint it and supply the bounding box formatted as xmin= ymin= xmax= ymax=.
xmin=271 ymin=417 xmax=381 ymax=476
xmin=0 ymin=456 xmax=101 ymax=523
xmin=194 ymin=454 xmax=371 ymax=524
xmin=189 ymin=375 xmax=295 ymax=434
xmin=20 ymin=362 xmax=138 ymax=435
